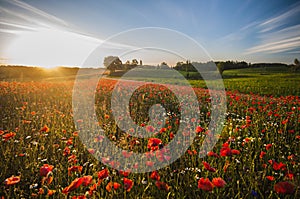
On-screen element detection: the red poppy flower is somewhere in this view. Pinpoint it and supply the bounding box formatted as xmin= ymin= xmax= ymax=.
xmin=68 ymin=155 xmax=78 ymax=164
xmin=68 ymin=165 xmax=83 ymax=176
xmin=40 ymin=125 xmax=50 ymax=132
xmin=146 ymin=161 xmax=154 ymax=167
xmin=88 ymin=148 xmax=95 ymax=154
xmin=222 ymin=142 xmax=229 ymax=147
xmin=266 ymin=176 xmax=275 ymax=181
xmin=38 ymin=187 xmax=56 ymax=196
xmin=155 ymin=181 xmax=169 ymax=191
xmin=2 ymin=132 xmax=16 ymax=141
xmin=281 ymin=119 xmax=288 ymax=125
xmin=150 ymin=171 xmax=160 ymax=181
xmin=66 ymin=138 xmax=73 ymax=145
xmin=187 ymin=150 xmax=197 ymax=155
xmin=63 ymin=147 xmax=71 ymax=156
xmin=147 ymin=138 xmax=162 ymax=151
xmin=268 ymin=159 xmax=273 ymax=165
xmin=287 ymin=154 xmax=295 ymax=160
xmin=231 ymin=149 xmax=240 ymax=155
xmin=119 ymin=170 xmax=131 ymax=177
xmin=197 ymin=178 xmax=214 ymax=191
xmin=169 ymin=132 xmax=174 ymax=139
xmin=146 ymin=125 xmax=155 ymax=133
xmin=274 ymin=181 xmax=295 ymax=194
xmin=4 ymin=176 xmax=20 ymax=186
xmin=62 ymin=178 xmax=84 ymax=194
xmin=285 ymin=172 xmax=294 ymax=180
xmin=123 ymin=178 xmax=134 ymax=192
xmin=207 ymin=151 xmax=219 ymax=158
xmin=212 ymin=177 xmax=226 ymax=188
xmin=273 ymin=161 xmax=286 ymax=171
xmin=62 ymin=176 xmax=92 ymax=194
xmin=122 ymin=150 xmax=133 ymax=158
xmin=109 ymin=160 xmax=120 ymax=168
xmin=265 ymin=144 xmax=272 ymax=150
xmin=106 ymin=182 xmax=121 ymax=192
xmin=195 ymin=126 xmax=204 ymax=133
xmin=98 ymin=168 xmax=109 ymax=180
xmin=88 ymin=183 xmax=97 ymax=196
xmin=220 ymin=147 xmax=232 ymax=157
xmin=159 ymin=127 xmax=167 ymax=133
xmin=42 ymin=171 xmax=53 ymax=185
xmin=259 ymin=151 xmax=266 ymax=159
xmin=81 ymin=175 xmax=93 ymax=186
xmin=202 ymin=161 xmax=216 ymax=172
xmin=40 ymin=164 xmax=54 ymax=177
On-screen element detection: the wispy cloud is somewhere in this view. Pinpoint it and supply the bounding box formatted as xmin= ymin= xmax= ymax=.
xmin=0 ymin=0 xmax=136 ymax=48
xmin=0 ymin=21 xmax=36 ymax=32
xmin=218 ymin=21 xmax=260 ymax=43
xmin=6 ymin=0 xmax=68 ymax=27
xmin=0 ymin=0 xmax=136 ymax=66
xmin=259 ymin=2 xmax=300 ymax=33
xmin=245 ymin=2 xmax=300 ymax=55
xmin=286 ymin=50 xmax=300 ymax=54
xmin=245 ymin=36 xmax=300 ymax=54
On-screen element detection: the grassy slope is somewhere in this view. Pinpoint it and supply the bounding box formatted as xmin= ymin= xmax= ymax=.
xmin=1 ymin=65 xmax=299 ymax=96
xmin=186 ymin=67 xmax=300 ymax=96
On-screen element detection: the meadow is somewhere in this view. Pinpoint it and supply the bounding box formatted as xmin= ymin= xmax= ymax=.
xmin=0 ymin=66 xmax=299 ymax=198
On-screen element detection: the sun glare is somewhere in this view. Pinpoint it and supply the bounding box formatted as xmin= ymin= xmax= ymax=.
xmin=5 ymin=28 xmax=100 ymax=68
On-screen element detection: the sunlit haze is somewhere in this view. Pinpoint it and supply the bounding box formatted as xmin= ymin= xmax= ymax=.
xmin=1 ymin=0 xmax=300 ymax=68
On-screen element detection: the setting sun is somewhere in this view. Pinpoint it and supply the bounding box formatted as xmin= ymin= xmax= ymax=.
xmin=5 ymin=28 xmax=101 ymax=68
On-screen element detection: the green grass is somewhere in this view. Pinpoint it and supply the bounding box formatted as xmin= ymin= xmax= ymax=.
xmin=109 ymin=67 xmax=300 ymax=97
xmin=180 ymin=67 xmax=299 ymax=96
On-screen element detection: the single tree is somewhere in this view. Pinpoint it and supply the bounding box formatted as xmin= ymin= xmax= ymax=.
xmin=160 ymin=62 xmax=170 ymax=69
xmin=131 ymin=59 xmax=139 ymax=66
xmin=103 ymin=56 xmax=122 ymax=74
xmin=291 ymin=58 xmax=300 ymax=72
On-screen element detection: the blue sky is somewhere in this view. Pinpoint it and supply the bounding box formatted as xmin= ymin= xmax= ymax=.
xmin=0 ymin=0 xmax=300 ymax=67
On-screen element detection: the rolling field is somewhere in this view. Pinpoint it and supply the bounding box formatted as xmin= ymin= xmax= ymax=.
xmin=0 ymin=67 xmax=299 ymax=198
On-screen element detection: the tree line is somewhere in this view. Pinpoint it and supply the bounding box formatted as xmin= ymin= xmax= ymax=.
xmin=103 ymin=56 xmax=300 ymax=76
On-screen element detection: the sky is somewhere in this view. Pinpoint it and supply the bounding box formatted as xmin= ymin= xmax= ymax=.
xmin=0 ymin=0 xmax=300 ymax=68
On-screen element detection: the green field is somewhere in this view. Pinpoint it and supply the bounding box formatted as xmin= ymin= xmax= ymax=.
xmin=1 ymin=65 xmax=299 ymax=96
xmin=189 ymin=67 xmax=300 ymax=96
xmin=0 ymin=65 xmax=299 ymax=198
xmin=110 ymin=66 xmax=300 ymax=97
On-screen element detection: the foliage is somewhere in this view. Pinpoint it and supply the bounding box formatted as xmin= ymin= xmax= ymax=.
xmin=103 ymin=56 xmax=123 ymax=73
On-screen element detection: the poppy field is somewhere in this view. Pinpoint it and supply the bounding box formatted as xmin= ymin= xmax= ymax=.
xmin=0 ymin=74 xmax=299 ymax=198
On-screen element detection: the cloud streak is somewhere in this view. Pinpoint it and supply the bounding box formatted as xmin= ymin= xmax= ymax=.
xmin=245 ymin=2 xmax=300 ymax=55
xmin=6 ymin=0 xmax=69 ymax=27
xmin=217 ymin=21 xmax=260 ymax=43
xmin=259 ymin=2 xmax=300 ymax=33
xmin=0 ymin=0 xmax=138 ymax=66
xmin=245 ymin=36 xmax=300 ymax=54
